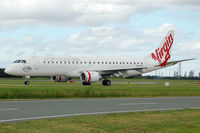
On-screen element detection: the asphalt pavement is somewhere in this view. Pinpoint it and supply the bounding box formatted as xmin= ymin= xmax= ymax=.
xmin=0 ymin=97 xmax=200 ymax=123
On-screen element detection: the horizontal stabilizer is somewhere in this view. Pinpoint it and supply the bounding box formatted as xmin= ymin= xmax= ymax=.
xmin=155 ymin=58 xmax=196 ymax=67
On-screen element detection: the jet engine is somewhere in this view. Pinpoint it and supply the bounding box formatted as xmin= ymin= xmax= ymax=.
xmin=51 ymin=76 xmax=71 ymax=82
xmin=80 ymin=71 xmax=101 ymax=83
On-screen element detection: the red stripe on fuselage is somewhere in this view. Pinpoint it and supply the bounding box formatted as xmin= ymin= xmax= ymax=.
xmin=86 ymin=71 xmax=91 ymax=83
xmin=58 ymin=76 xmax=61 ymax=82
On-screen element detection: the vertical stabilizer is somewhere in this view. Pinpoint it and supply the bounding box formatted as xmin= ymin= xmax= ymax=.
xmin=145 ymin=30 xmax=175 ymax=67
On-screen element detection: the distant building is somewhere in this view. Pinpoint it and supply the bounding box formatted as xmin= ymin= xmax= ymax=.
xmin=184 ymin=72 xmax=187 ymax=77
xmin=189 ymin=70 xmax=194 ymax=77
xmin=174 ymin=71 xmax=178 ymax=77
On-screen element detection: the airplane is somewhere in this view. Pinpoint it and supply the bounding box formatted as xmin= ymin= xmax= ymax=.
xmin=4 ymin=30 xmax=194 ymax=86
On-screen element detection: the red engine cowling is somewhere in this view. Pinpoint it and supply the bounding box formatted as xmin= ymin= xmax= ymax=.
xmin=51 ymin=76 xmax=71 ymax=82
xmin=80 ymin=71 xmax=101 ymax=83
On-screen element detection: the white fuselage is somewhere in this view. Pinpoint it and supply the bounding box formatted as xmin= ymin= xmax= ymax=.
xmin=5 ymin=56 xmax=161 ymax=78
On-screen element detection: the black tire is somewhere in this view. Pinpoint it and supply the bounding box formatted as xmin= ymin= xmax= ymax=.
xmin=24 ymin=81 xmax=30 ymax=85
xmin=106 ymin=80 xmax=111 ymax=86
xmin=102 ymin=80 xmax=111 ymax=86
xmin=82 ymin=82 xmax=91 ymax=86
xmin=102 ymin=80 xmax=106 ymax=86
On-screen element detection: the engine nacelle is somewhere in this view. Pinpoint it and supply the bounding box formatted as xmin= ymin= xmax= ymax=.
xmin=51 ymin=76 xmax=71 ymax=82
xmin=80 ymin=71 xmax=101 ymax=83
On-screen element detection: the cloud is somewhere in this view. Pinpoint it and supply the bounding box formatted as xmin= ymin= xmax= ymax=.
xmin=176 ymin=41 xmax=200 ymax=57
xmin=0 ymin=23 xmax=176 ymax=62
xmin=60 ymin=23 xmax=175 ymax=54
xmin=0 ymin=0 xmax=199 ymax=30
xmin=0 ymin=35 xmax=43 ymax=60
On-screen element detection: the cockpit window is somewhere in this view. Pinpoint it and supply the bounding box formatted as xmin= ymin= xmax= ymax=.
xmin=13 ymin=60 xmax=20 ymax=63
xmin=13 ymin=60 xmax=26 ymax=64
xmin=21 ymin=60 xmax=26 ymax=63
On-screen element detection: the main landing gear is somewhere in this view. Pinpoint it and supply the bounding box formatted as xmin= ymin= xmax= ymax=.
xmin=82 ymin=79 xmax=111 ymax=86
xmin=102 ymin=79 xmax=111 ymax=86
xmin=82 ymin=82 xmax=91 ymax=86
xmin=24 ymin=76 xmax=30 ymax=85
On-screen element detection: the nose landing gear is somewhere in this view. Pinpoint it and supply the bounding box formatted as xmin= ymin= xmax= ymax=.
xmin=24 ymin=76 xmax=30 ymax=85
xmin=24 ymin=81 xmax=30 ymax=85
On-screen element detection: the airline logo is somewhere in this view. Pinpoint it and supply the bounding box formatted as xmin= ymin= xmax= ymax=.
xmin=22 ymin=66 xmax=32 ymax=72
xmin=151 ymin=33 xmax=174 ymax=67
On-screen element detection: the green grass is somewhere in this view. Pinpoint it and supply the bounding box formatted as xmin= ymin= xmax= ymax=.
xmin=0 ymin=109 xmax=200 ymax=133
xmin=0 ymin=78 xmax=200 ymax=99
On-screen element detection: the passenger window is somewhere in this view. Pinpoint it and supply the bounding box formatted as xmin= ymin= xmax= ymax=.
xmin=68 ymin=61 xmax=70 ymax=64
xmin=44 ymin=61 xmax=46 ymax=64
xmin=52 ymin=61 xmax=54 ymax=64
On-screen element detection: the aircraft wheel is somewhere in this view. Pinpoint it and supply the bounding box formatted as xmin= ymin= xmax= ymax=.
xmin=106 ymin=80 xmax=111 ymax=86
xmin=82 ymin=82 xmax=91 ymax=86
xmin=24 ymin=81 xmax=30 ymax=85
xmin=102 ymin=80 xmax=111 ymax=86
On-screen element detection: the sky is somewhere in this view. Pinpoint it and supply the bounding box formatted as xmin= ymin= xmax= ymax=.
xmin=0 ymin=0 xmax=200 ymax=77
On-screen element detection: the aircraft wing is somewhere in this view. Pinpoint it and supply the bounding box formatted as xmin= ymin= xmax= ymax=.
xmin=78 ymin=58 xmax=196 ymax=77
xmin=88 ymin=58 xmax=196 ymax=76
xmin=88 ymin=66 xmax=148 ymax=76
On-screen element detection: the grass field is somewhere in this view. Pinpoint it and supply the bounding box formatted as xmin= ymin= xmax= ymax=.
xmin=1 ymin=78 xmax=200 ymax=132
xmin=0 ymin=78 xmax=200 ymax=99
xmin=0 ymin=109 xmax=200 ymax=133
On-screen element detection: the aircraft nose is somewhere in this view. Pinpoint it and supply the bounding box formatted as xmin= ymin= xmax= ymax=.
xmin=4 ymin=67 xmax=12 ymax=75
